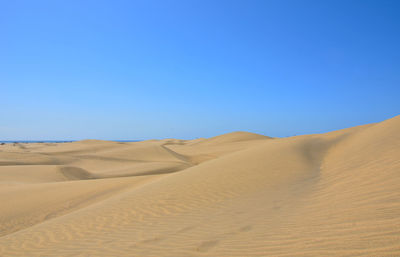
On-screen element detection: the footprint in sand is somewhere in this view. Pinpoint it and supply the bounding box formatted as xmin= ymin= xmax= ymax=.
xmin=196 ymin=240 xmax=219 ymax=252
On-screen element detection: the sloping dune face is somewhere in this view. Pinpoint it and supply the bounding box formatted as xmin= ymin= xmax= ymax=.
xmin=0 ymin=116 xmax=399 ymax=256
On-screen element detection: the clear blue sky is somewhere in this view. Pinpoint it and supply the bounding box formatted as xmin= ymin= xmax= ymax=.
xmin=1 ymin=0 xmax=399 ymax=140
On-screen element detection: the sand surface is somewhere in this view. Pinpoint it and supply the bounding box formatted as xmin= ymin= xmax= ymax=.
xmin=0 ymin=116 xmax=399 ymax=256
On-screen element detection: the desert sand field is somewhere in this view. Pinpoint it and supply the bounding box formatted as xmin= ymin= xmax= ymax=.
xmin=0 ymin=115 xmax=399 ymax=256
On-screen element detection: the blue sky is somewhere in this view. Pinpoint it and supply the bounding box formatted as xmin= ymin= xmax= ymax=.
xmin=1 ymin=0 xmax=399 ymax=140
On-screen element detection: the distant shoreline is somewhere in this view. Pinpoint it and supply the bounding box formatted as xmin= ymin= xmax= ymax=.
xmin=0 ymin=140 xmax=140 ymax=144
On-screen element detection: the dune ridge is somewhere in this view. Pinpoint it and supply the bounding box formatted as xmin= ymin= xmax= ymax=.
xmin=0 ymin=116 xmax=399 ymax=256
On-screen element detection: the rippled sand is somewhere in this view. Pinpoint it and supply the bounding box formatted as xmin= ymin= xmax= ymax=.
xmin=1 ymin=116 xmax=399 ymax=256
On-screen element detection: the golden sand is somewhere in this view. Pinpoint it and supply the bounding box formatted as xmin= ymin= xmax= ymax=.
xmin=0 ymin=116 xmax=399 ymax=256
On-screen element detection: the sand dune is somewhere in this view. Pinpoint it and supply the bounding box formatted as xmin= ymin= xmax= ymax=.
xmin=190 ymin=131 xmax=271 ymax=145
xmin=0 ymin=116 xmax=399 ymax=256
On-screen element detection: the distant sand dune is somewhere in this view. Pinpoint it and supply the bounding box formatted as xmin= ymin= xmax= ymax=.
xmin=0 ymin=116 xmax=399 ymax=256
xmin=190 ymin=131 xmax=271 ymax=145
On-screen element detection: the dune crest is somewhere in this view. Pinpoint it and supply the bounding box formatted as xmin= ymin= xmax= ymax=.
xmin=0 ymin=116 xmax=399 ymax=256
xmin=192 ymin=131 xmax=271 ymax=145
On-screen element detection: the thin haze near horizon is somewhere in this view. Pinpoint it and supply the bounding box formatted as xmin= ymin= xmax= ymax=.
xmin=1 ymin=0 xmax=399 ymax=140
